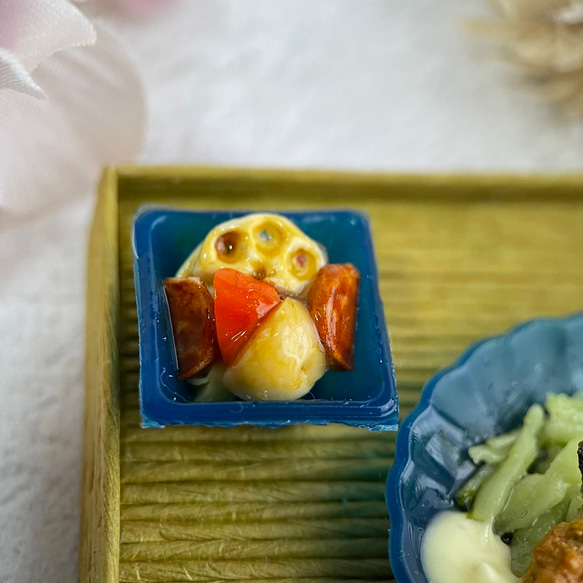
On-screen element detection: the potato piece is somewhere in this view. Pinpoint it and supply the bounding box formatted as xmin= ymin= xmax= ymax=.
xmin=223 ymin=298 xmax=326 ymax=401
xmin=306 ymin=263 xmax=359 ymax=371
xmin=164 ymin=277 xmax=219 ymax=380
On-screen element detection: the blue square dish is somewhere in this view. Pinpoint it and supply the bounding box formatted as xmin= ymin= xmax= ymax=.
xmin=133 ymin=207 xmax=397 ymax=429
xmin=386 ymin=312 xmax=583 ymax=583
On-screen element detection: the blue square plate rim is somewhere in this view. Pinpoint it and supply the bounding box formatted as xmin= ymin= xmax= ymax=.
xmin=386 ymin=311 xmax=583 ymax=583
xmin=132 ymin=206 xmax=398 ymax=429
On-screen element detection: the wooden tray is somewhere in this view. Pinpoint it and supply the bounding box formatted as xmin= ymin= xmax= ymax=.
xmin=80 ymin=167 xmax=583 ymax=583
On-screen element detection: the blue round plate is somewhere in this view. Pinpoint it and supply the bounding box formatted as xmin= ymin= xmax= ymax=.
xmin=386 ymin=312 xmax=583 ymax=583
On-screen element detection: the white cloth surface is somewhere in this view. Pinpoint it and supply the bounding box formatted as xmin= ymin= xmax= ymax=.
xmin=2 ymin=0 xmax=583 ymax=581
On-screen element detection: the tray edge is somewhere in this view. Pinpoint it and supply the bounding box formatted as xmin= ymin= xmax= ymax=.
xmin=79 ymin=167 xmax=121 ymax=583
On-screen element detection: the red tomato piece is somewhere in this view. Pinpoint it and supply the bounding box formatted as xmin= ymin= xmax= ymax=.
xmin=213 ymin=268 xmax=281 ymax=365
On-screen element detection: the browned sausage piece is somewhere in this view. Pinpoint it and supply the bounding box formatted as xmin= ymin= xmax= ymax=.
xmin=306 ymin=263 xmax=359 ymax=371
xmin=164 ymin=277 xmax=220 ymax=380
xmin=522 ymin=517 xmax=583 ymax=583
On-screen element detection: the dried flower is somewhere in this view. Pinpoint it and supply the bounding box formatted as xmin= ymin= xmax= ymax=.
xmin=468 ymin=0 xmax=583 ymax=113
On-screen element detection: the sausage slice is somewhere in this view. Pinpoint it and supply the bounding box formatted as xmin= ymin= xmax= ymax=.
xmin=306 ymin=263 xmax=359 ymax=371
xmin=164 ymin=277 xmax=219 ymax=380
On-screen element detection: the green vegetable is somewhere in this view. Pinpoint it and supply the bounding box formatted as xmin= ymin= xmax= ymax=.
xmin=455 ymin=463 xmax=497 ymax=511
xmin=468 ymin=429 xmax=519 ymax=466
xmin=495 ymin=437 xmax=581 ymax=533
xmin=529 ymin=444 xmax=563 ymax=474
xmin=542 ymin=393 xmax=583 ymax=446
xmin=510 ymin=499 xmax=569 ymax=577
xmin=455 ymin=392 xmax=583 ymax=578
xmin=470 ymin=404 xmax=545 ymax=522
xmin=564 ymin=484 xmax=583 ymax=522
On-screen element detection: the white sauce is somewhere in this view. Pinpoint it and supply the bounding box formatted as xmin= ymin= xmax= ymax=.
xmin=421 ymin=511 xmax=519 ymax=583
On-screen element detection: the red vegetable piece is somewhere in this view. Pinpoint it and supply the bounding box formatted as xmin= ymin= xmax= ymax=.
xmin=306 ymin=263 xmax=360 ymax=371
xmin=214 ymin=268 xmax=281 ymax=365
xmin=164 ymin=277 xmax=220 ymax=380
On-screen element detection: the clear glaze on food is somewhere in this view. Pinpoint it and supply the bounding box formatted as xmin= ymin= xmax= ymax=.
xmin=422 ymin=511 xmax=519 ymax=583
xmin=522 ymin=513 xmax=583 ymax=583
xmin=177 ymin=213 xmax=327 ymax=296
xmin=223 ymin=297 xmax=327 ymax=401
xmin=165 ymin=213 xmax=359 ymax=401
xmin=421 ymin=394 xmax=583 ymax=583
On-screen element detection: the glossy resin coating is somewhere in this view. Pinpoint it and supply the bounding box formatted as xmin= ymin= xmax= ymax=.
xmin=386 ymin=313 xmax=583 ymax=583
xmin=133 ymin=208 xmax=397 ymax=429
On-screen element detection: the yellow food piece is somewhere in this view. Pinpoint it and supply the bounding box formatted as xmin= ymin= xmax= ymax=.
xmin=223 ymin=298 xmax=327 ymax=401
xmin=177 ymin=213 xmax=327 ymax=296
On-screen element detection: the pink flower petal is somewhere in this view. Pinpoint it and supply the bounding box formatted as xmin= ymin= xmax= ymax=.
xmin=0 ymin=23 xmax=145 ymax=215
xmin=0 ymin=0 xmax=95 ymax=71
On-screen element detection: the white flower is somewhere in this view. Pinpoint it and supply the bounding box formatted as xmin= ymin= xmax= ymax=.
xmin=0 ymin=0 xmax=96 ymax=98
xmin=0 ymin=0 xmax=145 ymax=215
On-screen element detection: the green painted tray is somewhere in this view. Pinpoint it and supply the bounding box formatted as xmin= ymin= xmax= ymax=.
xmin=80 ymin=167 xmax=583 ymax=583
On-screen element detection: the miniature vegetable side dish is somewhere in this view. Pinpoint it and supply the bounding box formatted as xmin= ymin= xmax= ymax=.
xmin=163 ymin=213 xmax=359 ymax=402
xmin=421 ymin=392 xmax=583 ymax=583
xmin=387 ymin=314 xmax=583 ymax=583
xmin=133 ymin=207 xmax=396 ymax=429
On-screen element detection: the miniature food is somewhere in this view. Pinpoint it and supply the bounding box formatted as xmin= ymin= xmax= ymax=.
xmin=522 ymin=490 xmax=583 ymax=583
xmin=162 ymin=277 xmax=219 ymax=380
xmin=164 ymin=213 xmax=359 ymax=401
xmin=213 ymin=268 xmax=281 ymax=366
xmin=223 ymin=297 xmax=327 ymax=401
xmin=307 ymin=263 xmax=359 ymax=371
xmin=422 ymin=511 xmax=518 ymax=583
xmin=421 ymin=392 xmax=583 ymax=583
xmin=176 ymin=213 xmax=328 ymax=296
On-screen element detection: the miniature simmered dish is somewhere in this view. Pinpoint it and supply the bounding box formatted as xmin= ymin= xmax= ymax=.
xmin=163 ymin=213 xmax=359 ymax=401
xmin=133 ymin=207 xmax=396 ymax=429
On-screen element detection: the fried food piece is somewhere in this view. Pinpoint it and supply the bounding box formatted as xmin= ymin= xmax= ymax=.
xmin=306 ymin=263 xmax=359 ymax=371
xmin=522 ymin=441 xmax=583 ymax=583
xmin=164 ymin=277 xmax=219 ymax=380
xmin=522 ymin=518 xmax=583 ymax=583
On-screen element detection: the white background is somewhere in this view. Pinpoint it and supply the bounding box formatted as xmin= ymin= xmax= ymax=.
xmin=2 ymin=0 xmax=583 ymax=581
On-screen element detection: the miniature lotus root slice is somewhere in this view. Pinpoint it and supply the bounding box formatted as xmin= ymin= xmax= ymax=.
xmin=164 ymin=277 xmax=220 ymax=380
xmin=223 ymin=298 xmax=327 ymax=401
xmin=176 ymin=213 xmax=327 ymax=296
